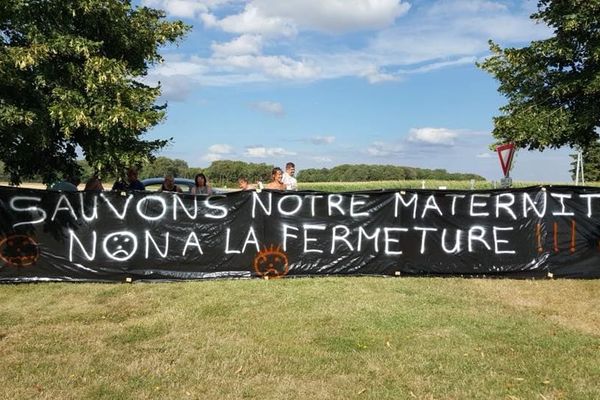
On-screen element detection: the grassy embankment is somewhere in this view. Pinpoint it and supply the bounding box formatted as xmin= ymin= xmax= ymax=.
xmin=1 ymin=180 xmax=599 ymax=398
xmin=0 ymin=278 xmax=599 ymax=399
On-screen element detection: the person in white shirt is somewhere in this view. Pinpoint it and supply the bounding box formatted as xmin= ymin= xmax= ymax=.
xmin=282 ymin=162 xmax=298 ymax=191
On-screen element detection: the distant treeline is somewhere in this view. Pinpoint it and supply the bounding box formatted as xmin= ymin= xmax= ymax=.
xmin=138 ymin=159 xmax=485 ymax=184
xmin=0 ymin=158 xmax=485 ymax=186
xmin=297 ymin=164 xmax=485 ymax=182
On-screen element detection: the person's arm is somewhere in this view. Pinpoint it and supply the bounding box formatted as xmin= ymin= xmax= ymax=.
xmin=207 ymin=185 xmax=213 ymax=195
xmin=190 ymin=186 xmax=197 ymax=195
xmin=281 ymin=173 xmax=290 ymax=189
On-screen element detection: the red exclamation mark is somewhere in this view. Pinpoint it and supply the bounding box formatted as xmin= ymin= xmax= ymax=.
xmin=536 ymin=223 xmax=543 ymax=253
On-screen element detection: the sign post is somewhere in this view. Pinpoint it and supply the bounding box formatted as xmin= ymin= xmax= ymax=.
xmin=496 ymin=143 xmax=515 ymax=188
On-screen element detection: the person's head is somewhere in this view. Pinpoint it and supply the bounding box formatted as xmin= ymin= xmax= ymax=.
xmin=238 ymin=176 xmax=249 ymax=190
xmin=68 ymin=175 xmax=81 ymax=187
xmin=194 ymin=173 xmax=207 ymax=187
xmin=163 ymin=174 xmax=175 ymax=189
xmin=127 ymin=167 xmax=138 ymax=183
xmin=271 ymin=167 xmax=283 ymax=184
xmin=84 ymin=176 xmax=103 ymax=191
xmin=285 ymin=162 xmax=295 ymax=176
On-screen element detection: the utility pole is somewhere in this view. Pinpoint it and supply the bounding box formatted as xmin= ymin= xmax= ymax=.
xmin=575 ymin=151 xmax=585 ymax=186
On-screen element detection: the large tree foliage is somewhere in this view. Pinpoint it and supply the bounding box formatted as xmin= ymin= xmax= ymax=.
xmin=205 ymin=160 xmax=274 ymax=185
xmin=479 ymin=0 xmax=600 ymax=151
xmin=139 ymin=156 xmax=190 ymax=179
xmin=0 ymin=0 xmax=189 ymax=184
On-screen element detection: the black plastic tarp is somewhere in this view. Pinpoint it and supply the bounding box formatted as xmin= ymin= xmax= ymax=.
xmin=1 ymin=185 xmax=599 ymax=282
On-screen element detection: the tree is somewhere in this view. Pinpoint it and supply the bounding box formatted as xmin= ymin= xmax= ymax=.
xmin=0 ymin=160 xmax=8 ymax=181
xmin=570 ymin=140 xmax=600 ymax=181
xmin=478 ymin=1 xmax=600 ymax=152
xmin=204 ymin=160 xmax=273 ymax=186
xmin=0 ymin=0 xmax=189 ymax=184
xmin=140 ymin=157 xmax=189 ymax=179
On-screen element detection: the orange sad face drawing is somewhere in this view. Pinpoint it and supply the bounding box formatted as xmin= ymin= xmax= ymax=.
xmin=0 ymin=235 xmax=40 ymax=267
xmin=253 ymin=245 xmax=289 ymax=278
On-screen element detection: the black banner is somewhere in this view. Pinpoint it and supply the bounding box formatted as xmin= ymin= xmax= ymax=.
xmin=1 ymin=185 xmax=600 ymax=282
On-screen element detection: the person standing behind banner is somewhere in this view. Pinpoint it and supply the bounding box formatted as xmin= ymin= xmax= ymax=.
xmin=158 ymin=174 xmax=182 ymax=193
xmin=282 ymin=161 xmax=298 ymax=191
xmin=237 ymin=176 xmax=256 ymax=190
xmin=191 ymin=173 xmax=213 ymax=195
xmin=265 ymin=167 xmax=285 ymax=190
xmin=84 ymin=176 xmax=104 ymax=191
xmin=126 ymin=167 xmax=145 ymax=191
xmin=112 ymin=167 xmax=145 ymax=191
xmin=50 ymin=175 xmax=80 ymax=191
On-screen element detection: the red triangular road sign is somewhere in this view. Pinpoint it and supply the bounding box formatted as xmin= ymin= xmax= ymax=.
xmin=496 ymin=143 xmax=515 ymax=177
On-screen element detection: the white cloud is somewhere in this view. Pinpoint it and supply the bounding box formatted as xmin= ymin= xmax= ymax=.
xmin=208 ymin=144 xmax=233 ymax=154
xmin=203 ymin=153 xmax=226 ymax=162
xmin=147 ymin=52 xmax=319 ymax=89
xmin=143 ymin=0 xmax=226 ymax=18
xmin=310 ymin=156 xmax=333 ymax=162
xmin=406 ymin=56 xmax=478 ymax=74
xmin=244 ymin=146 xmax=296 ymax=158
xmin=211 ymin=35 xmax=263 ymax=56
xmin=369 ymin=3 xmax=551 ymax=66
xmin=145 ymin=0 xmax=552 ymax=86
xmin=367 ymin=141 xmax=404 ymax=157
xmin=250 ymin=101 xmax=285 ymax=116
xmin=371 ymin=29 xmax=484 ymax=65
xmin=251 ymin=0 xmax=410 ymax=33
xmin=201 ymin=0 xmax=409 ymax=36
xmin=212 ymin=54 xmax=320 ymax=80
xmin=151 ymin=60 xmax=207 ymax=78
xmin=143 ymin=58 xmax=208 ymax=101
xmin=427 ymin=0 xmax=508 ymax=16
xmin=408 ymin=128 xmax=458 ymax=146
xmin=360 ymin=65 xmax=399 ymax=83
xmin=310 ymin=136 xmax=335 ymax=144
xmin=202 ymin=5 xmax=297 ymax=37
xmin=476 ymin=152 xmax=493 ymax=158
xmin=154 ymin=77 xmax=193 ymax=102
xmin=202 ymin=143 xmax=234 ymax=162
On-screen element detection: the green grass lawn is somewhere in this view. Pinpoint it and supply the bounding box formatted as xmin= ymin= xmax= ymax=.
xmin=297 ymin=180 xmax=589 ymax=191
xmin=1 ymin=278 xmax=599 ymax=399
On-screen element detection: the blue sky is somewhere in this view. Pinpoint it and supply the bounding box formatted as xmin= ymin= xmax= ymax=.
xmin=140 ymin=0 xmax=574 ymax=182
